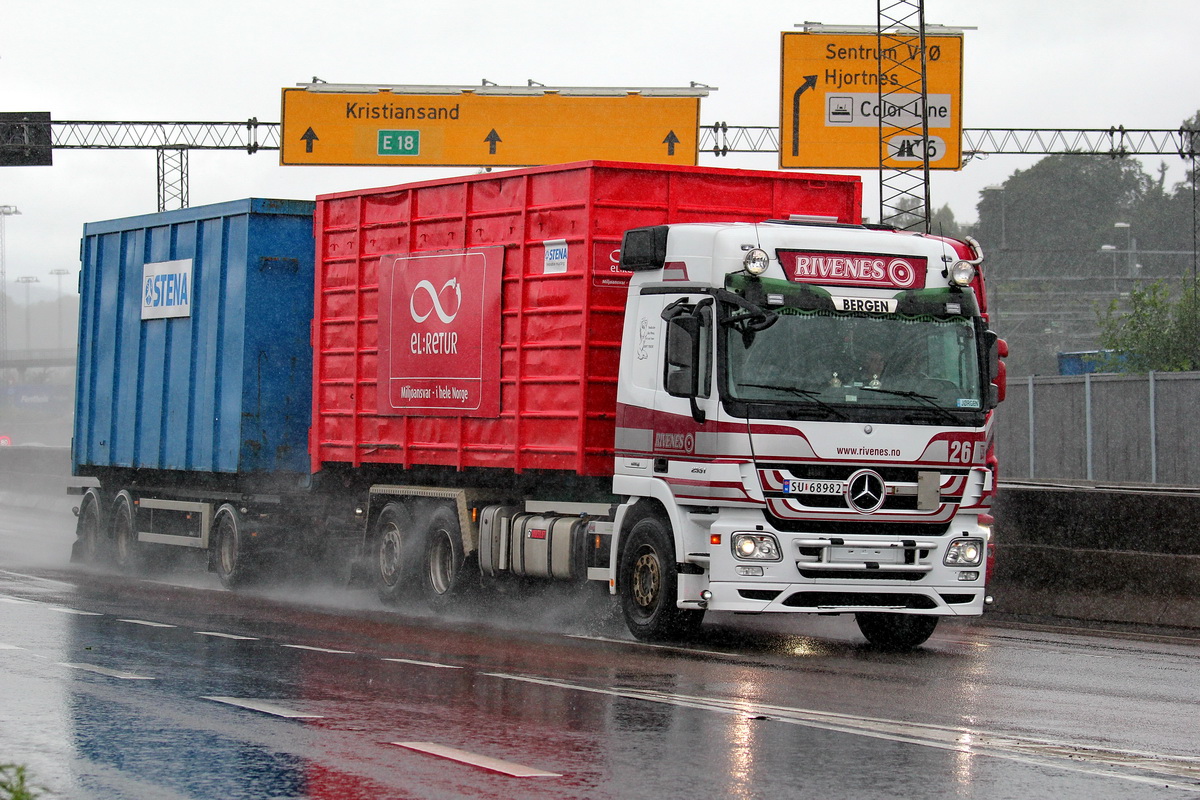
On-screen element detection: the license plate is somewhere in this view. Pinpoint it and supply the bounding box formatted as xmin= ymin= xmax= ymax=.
xmin=783 ymin=479 xmax=845 ymax=495
xmin=830 ymin=546 xmax=902 ymax=564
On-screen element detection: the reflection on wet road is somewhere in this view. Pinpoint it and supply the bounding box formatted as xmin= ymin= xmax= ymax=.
xmin=1 ymin=564 xmax=1199 ymax=799
xmin=1 ymin=498 xmax=1199 ymax=798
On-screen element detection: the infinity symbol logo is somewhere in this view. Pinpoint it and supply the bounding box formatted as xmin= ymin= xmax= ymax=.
xmin=410 ymin=278 xmax=462 ymax=324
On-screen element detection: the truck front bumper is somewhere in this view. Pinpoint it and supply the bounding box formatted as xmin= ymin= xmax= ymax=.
xmin=685 ymin=578 xmax=987 ymax=616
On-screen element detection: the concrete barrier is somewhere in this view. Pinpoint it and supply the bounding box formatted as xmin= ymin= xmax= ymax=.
xmin=991 ymin=481 xmax=1200 ymax=630
xmin=0 ymin=446 xmax=94 ymax=509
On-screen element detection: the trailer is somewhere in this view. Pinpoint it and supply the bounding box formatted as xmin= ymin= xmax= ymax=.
xmin=71 ymin=162 xmax=1004 ymax=649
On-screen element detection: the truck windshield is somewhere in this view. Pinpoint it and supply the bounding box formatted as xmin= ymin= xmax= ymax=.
xmin=724 ymin=308 xmax=984 ymax=421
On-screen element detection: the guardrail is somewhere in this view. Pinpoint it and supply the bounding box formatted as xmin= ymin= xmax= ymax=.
xmin=0 ymin=349 xmax=77 ymax=369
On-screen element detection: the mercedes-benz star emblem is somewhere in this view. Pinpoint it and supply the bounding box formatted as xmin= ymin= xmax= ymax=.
xmin=845 ymin=469 xmax=886 ymax=514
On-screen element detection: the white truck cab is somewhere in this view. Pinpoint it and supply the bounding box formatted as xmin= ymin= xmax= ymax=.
xmin=610 ymin=219 xmax=1004 ymax=648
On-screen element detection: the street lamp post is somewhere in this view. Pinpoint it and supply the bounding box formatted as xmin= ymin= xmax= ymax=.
xmin=49 ymin=268 xmax=69 ymax=350
xmin=1100 ymin=245 xmax=1119 ymax=293
xmin=1114 ymin=222 xmax=1137 ymax=277
xmin=15 ymin=276 xmax=39 ymax=351
xmin=0 ymin=205 xmax=20 ymax=357
xmin=982 ymin=185 xmax=1007 ymax=250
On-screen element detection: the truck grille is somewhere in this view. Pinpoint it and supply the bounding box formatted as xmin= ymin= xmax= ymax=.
xmin=767 ymin=516 xmax=952 ymax=536
xmin=781 ymin=591 xmax=938 ymax=610
xmin=757 ymin=462 xmax=970 ymax=530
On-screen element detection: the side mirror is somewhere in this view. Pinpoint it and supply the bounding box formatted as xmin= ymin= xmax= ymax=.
xmin=662 ymin=299 xmax=710 ymax=423
xmin=984 ymin=331 xmax=1007 ymax=406
xmin=665 ymin=315 xmax=701 ymax=398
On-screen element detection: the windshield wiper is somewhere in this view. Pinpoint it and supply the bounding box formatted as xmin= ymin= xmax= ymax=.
xmin=739 ymin=383 xmax=850 ymax=420
xmin=860 ymin=386 xmax=960 ymax=424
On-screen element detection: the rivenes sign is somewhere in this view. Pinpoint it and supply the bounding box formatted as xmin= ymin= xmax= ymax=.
xmin=777 ymin=249 xmax=927 ymax=290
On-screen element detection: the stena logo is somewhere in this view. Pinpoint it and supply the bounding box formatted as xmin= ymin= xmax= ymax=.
xmin=141 ymin=259 xmax=192 ymax=320
xmin=543 ymin=239 xmax=568 ymax=274
xmin=410 ymin=278 xmax=461 ymax=323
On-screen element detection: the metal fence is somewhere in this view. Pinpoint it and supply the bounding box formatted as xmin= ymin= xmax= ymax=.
xmin=996 ymin=371 xmax=1200 ymax=486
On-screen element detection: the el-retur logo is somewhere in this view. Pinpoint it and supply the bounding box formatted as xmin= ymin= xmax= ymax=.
xmin=410 ymin=278 xmax=462 ymax=324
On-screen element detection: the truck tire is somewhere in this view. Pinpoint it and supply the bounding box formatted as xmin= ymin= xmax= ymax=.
xmin=112 ymin=491 xmax=144 ymax=574
xmin=855 ymin=612 xmax=939 ymax=650
xmin=72 ymin=488 xmax=107 ymax=564
xmin=372 ymin=503 xmax=419 ymax=604
xmin=212 ymin=504 xmax=255 ymax=589
xmin=418 ymin=505 xmax=465 ymax=609
xmin=618 ymin=514 xmax=704 ymax=641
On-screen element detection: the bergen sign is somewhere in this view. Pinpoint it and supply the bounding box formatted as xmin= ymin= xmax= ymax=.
xmin=779 ymin=31 xmax=963 ymax=170
xmin=281 ymin=88 xmax=701 ymax=167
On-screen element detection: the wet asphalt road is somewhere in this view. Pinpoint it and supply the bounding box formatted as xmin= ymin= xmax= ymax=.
xmin=2 ymin=498 xmax=1199 ymax=799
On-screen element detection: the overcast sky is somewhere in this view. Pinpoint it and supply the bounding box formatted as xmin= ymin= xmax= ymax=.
xmin=2 ymin=0 xmax=1197 ymax=298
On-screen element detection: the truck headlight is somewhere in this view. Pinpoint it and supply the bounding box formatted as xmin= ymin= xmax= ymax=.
xmin=732 ymin=533 xmax=781 ymax=561
xmin=944 ymin=538 xmax=984 ymax=567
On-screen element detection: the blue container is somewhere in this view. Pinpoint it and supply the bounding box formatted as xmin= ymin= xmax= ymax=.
xmin=1056 ymin=350 xmax=1121 ymax=375
xmin=73 ymin=199 xmax=315 ymax=476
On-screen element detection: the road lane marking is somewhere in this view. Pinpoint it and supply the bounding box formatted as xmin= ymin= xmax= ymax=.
xmin=483 ymin=672 xmax=1200 ymax=790
xmin=118 ymin=619 xmax=177 ymax=628
xmin=195 ymin=631 xmax=258 ymax=640
xmin=382 ymin=657 xmax=462 ymax=669
xmin=280 ymin=644 xmax=355 ymax=655
xmin=58 ymin=662 xmax=155 ymax=680
xmin=0 ymin=571 xmax=75 ymax=590
xmin=566 ymin=634 xmax=735 ymax=659
xmin=45 ymin=607 xmax=102 ymax=616
xmin=392 ymin=742 xmax=561 ymax=778
xmin=202 ymin=696 xmax=323 ymax=719
xmin=0 ymin=595 xmax=32 ymax=604
xmin=0 ymin=643 xmax=25 ymax=650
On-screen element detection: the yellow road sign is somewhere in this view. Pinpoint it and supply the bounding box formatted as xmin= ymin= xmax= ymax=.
xmin=779 ymin=31 xmax=963 ymax=170
xmin=281 ymin=88 xmax=701 ymax=167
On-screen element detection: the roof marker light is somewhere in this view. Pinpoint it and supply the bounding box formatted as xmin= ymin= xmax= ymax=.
xmin=949 ymin=261 xmax=976 ymax=286
xmin=743 ymin=248 xmax=769 ymax=275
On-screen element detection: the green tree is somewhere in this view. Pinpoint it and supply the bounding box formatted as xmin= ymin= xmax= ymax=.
xmin=1098 ymin=280 xmax=1200 ymax=372
xmin=0 ymin=764 xmax=41 ymax=800
xmin=929 ymin=203 xmax=965 ymax=239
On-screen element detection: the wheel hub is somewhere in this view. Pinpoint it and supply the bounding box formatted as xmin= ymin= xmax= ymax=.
xmin=378 ymin=528 xmax=402 ymax=585
xmin=632 ymin=551 xmax=661 ymax=608
xmin=219 ymin=522 xmax=238 ymax=574
xmin=427 ymin=532 xmax=455 ymax=595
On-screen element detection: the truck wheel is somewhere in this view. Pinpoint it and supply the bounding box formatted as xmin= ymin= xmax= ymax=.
xmin=419 ymin=506 xmax=464 ymax=609
xmin=73 ymin=489 xmax=107 ymax=564
xmin=855 ymin=612 xmax=939 ymax=650
xmin=372 ymin=503 xmax=418 ymax=604
xmin=618 ymin=514 xmax=704 ymax=641
xmin=112 ymin=491 xmax=144 ymax=574
xmin=212 ymin=504 xmax=254 ymax=589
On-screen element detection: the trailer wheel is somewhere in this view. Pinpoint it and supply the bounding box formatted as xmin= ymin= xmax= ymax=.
xmin=855 ymin=612 xmax=939 ymax=650
xmin=72 ymin=489 xmax=107 ymax=564
xmin=112 ymin=491 xmax=144 ymax=574
xmin=419 ymin=505 xmax=464 ymax=609
xmin=212 ymin=504 xmax=254 ymax=589
xmin=618 ymin=514 xmax=704 ymax=641
xmin=372 ymin=503 xmax=419 ymax=604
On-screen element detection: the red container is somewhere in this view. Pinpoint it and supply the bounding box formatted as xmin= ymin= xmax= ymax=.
xmin=312 ymin=160 xmax=861 ymax=476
